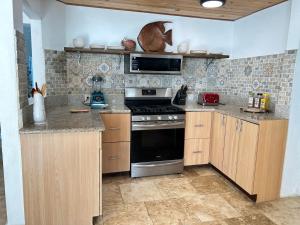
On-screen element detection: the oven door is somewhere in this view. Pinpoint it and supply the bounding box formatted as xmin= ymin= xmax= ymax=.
xmin=131 ymin=121 xmax=184 ymax=163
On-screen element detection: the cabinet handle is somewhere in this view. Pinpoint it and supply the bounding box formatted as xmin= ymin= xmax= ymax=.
xmin=194 ymin=124 xmax=204 ymax=128
xmin=108 ymin=127 xmax=120 ymax=131
xmin=108 ymin=156 xmax=120 ymax=160
xmin=192 ymin=150 xmax=203 ymax=153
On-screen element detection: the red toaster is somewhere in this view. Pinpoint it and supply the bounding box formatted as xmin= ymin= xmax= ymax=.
xmin=198 ymin=93 xmax=220 ymax=106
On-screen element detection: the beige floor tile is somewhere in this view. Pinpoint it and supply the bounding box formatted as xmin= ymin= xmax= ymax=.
xmin=154 ymin=177 xmax=198 ymax=198
xmin=103 ymin=202 xmax=153 ymax=225
xmin=120 ymin=181 xmax=164 ymax=203
xmin=145 ymin=198 xmax=190 ymax=225
xmin=103 ymin=173 xmax=132 ymax=185
xmin=189 ymin=175 xmax=235 ymax=195
xmin=257 ymin=197 xmax=300 ymax=225
xmin=193 ymin=166 xmax=220 ymax=177
xmin=183 ymin=194 xmax=240 ymax=222
xmin=220 ymin=191 xmax=259 ymax=216
xmin=224 ymin=213 xmax=277 ymax=225
xmin=102 ymin=184 xmax=123 ymax=206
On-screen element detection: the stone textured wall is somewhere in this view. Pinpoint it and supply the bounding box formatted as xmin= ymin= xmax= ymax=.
xmin=16 ymin=31 xmax=28 ymax=109
xmin=45 ymin=50 xmax=68 ymax=96
xmin=45 ymin=49 xmax=297 ymax=118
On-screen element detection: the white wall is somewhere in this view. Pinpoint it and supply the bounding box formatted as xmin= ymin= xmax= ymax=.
xmin=65 ymin=5 xmax=234 ymax=54
xmin=24 ymin=13 xmax=46 ymax=87
xmin=287 ymin=0 xmax=300 ymax=50
xmin=281 ymin=41 xmax=300 ymax=196
xmin=42 ymin=0 xmax=65 ymax=50
xmin=232 ymin=1 xmax=291 ymax=58
xmin=0 ymin=0 xmax=25 ymax=224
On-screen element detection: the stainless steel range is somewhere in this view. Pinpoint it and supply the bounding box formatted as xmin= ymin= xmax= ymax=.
xmin=125 ymin=88 xmax=185 ymax=178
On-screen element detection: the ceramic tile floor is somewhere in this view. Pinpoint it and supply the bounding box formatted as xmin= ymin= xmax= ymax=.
xmin=99 ymin=166 xmax=300 ymax=225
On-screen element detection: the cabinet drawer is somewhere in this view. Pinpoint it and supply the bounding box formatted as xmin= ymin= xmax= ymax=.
xmin=185 ymin=112 xmax=212 ymax=139
xmin=102 ymin=142 xmax=130 ymax=173
xmin=184 ymin=139 xmax=210 ymax=166
xmin=101 ymin=113 xmax=130 ymax=142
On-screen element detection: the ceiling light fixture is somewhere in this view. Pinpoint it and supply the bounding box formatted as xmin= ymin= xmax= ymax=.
xmin=200 ymin=0 xmax=226 ymax=8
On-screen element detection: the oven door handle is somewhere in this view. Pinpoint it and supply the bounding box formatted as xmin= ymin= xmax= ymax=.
xmin=132 ymin=121 xmax=185 ymax=130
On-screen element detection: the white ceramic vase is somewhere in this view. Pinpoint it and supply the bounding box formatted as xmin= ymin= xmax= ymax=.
xmin=177 ymin=41 xmax=190 ymax=54
xmin=33 ymin=93 xmax=46 ymax=125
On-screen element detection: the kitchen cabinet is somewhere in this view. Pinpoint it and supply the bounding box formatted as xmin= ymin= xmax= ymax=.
xmin=222 ymin=116 xmax=239 ymax=180
xmin=21 ymin=131 xmax=102 ymax=225
xmin=235 ymin=120 xmax=259 ymax=194
xmin=210 ymin=112 xmax=288 ymax=202
xmin=184 ymin=112 xmax=212 ymax=166
xmin=102 ymin=142 xmax=130 ymax=173
xmin=185 ymin=112 xmax=212 ymax=139
xmin=184 ymin=139 xmax=210 ymax=165
xmin=100 ymin=113 xmax=131 ymax=173
xmin=101 ymin=113 xmax=130 ymax=142
xmin=210 ymin=112 xmax=226 ymax=170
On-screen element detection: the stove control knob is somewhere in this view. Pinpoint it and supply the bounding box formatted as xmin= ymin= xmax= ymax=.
xmin=173 ymin=115 xmax=178 ymax=120
xmin=157 ymin=116 xmax=162 ymax=120
xmin=168 ymin=115 xmax=173 ymax=120
xmin=146 ymin=116 xmax=151 ymax=121
xmin=141 ymin=117 xmax=145 ymax=121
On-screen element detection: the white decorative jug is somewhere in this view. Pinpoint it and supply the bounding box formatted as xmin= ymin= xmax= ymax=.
xmin=33 ymin=92 xmax=46 ymax=124
xmin=177 ymin=41 xmax=190 ymax=54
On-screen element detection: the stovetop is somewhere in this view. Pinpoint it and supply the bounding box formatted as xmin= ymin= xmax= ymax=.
xmin=126 ymin=104 xmax=185 ymax=115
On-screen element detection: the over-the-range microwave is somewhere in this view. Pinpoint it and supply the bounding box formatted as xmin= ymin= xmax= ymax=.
xmin=124 ymin=53 xmax=183 ymax=75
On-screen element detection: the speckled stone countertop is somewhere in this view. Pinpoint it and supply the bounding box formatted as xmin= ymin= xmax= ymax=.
xmin=98 ymin=104 xmax=131 ymax=114
xmin=175 ymin=102 xmax=287 ymax=124
xmin=20 ymin=106 xmax=106 ymax=134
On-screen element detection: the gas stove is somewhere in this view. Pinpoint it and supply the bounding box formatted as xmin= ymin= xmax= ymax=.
xmin=125 ymin=88 xmax=185 ymax=178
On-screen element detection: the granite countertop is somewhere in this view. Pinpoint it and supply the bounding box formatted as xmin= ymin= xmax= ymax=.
xmin=176 ymin=102 xmax=287 ymax=124
xmin=97 ymin=104 xmax=131 ymax=114
xmin=20 ymin=105 xmax=106 ymax=134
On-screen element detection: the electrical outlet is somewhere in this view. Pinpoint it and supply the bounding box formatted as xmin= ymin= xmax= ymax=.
xmin=83 ymin=94 xmax=90 ymax=103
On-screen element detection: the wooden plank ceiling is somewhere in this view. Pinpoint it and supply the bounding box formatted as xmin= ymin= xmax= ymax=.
xmin=58 ymin=0 xmax=287 ymax=21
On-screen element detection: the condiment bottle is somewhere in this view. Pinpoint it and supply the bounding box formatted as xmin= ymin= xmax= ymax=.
xmin=260 ymin=93 xmax=270 ymax=111
xmin=248 ymin=92 xmax=254 ymax=108
xmin=254 ymin=93 xmax=263 ymax=109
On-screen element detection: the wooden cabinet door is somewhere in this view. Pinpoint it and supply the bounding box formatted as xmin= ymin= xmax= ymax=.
xmin=101 ymin=113 xmax=130 ymax=142
xmin=235 ymin=121 xmax=259 ymax=194
xmin=210 ymin=112 xmax=226 ymax=170
xmin=185 ymin=112 xmax=212 ymax=139
xmin=21 ymin=132 xmax=101 ymax=225
xmin=102 ymin=142 xmax=130 ymax=173
xmin=222 ymin=116 xmax=240 ymax=180
xmin=184 ymin=139 xmax=210 ymax=166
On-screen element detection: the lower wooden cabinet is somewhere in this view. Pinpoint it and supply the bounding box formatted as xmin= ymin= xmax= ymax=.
xmin=210 ymin=112 xmax=226 ymax=170
xmin=21 ymin=131 xmax=102 ymax=225
xmin=184 ymin=139 xmax=210 ymax=166
xmin=235 ymin=120 xmax=259 ymax=194
xmin=222 ymin=116 xmax=239 ymax=180
xmin=209 ymin=112 xmax=288 ymax=202
xmin=102 ymin=142 xmax=130 ymax=173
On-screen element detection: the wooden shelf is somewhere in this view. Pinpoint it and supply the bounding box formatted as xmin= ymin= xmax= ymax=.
xmin=64 ymin=47 xmax=229 ymax=59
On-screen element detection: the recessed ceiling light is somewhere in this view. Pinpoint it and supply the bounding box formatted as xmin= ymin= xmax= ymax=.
xmin=200 ymin=0 xmax=226 ymax=8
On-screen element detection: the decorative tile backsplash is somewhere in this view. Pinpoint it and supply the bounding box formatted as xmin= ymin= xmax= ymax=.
xmin=45 ymin=49 xmax=297 ymax=118
xmin=16 ymin=31 xmax=28 ymax=109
